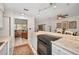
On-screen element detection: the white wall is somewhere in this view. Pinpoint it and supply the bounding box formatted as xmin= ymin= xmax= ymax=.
xmin=0 ymin=4 xmax=10 ymax=37
xmin=36 ymin=16 xmax=79 ymax=34
xmin=56 ymin=16 xmax=79 ymax=33
xmin=36 ymin=18 xmax=56 ymax=32
xmin=0 ymin=16 xmax=9 ymax=37
xmin=28 ymin=17 xmax=37 ymax=50
xmin=0 ymin=3 xmax=4 ymax=11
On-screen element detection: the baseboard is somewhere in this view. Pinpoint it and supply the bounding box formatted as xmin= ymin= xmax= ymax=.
xmin=28 ymin=40 xmax=37 ymax=55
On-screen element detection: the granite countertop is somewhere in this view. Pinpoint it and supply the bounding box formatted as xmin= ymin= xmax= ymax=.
xmin=36 ymin=31 xmax=79 ymax=55
xmin=0 ymin=37 xmax=9 ymax=52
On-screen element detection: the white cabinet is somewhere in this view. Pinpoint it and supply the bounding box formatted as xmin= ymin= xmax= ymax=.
xmin=52 ymin=44 xmax=74 ymax=55
xmin=0 ymin=10 xmax=3 ymax=28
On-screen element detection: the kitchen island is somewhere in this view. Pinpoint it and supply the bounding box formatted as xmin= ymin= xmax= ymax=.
xmin=36 ymin=31 xmax=79 ymax=55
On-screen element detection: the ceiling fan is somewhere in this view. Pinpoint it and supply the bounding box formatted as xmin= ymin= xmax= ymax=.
xmin=57 ymin=14 xmax=69 ymax=19
xmin=57 ymin=14 xmax=69 ymax=18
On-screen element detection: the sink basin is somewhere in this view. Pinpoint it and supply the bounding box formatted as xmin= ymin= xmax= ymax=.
xmin=0 ymin=42 xmax=4 ymax=46
xmin=37 ymin=34 xmax=62 ymax=41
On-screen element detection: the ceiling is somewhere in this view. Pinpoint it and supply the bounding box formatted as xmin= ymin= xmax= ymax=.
xmin=4 ymin=3 xmax=79 ymax=21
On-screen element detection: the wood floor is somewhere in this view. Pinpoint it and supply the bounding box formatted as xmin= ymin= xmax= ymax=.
xmin=13 ymin=44 xmax=34 ymax=55
xmin=14 ymin=37 xmax=28 ymax=47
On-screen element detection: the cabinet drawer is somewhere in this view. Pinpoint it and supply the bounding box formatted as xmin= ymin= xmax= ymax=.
xmin=52 ymin=44 xmax=74 ymax=55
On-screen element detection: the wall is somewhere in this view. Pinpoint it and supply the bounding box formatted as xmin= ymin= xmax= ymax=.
xmin=0 ymin=4 xmax=10 ymax=37
xmin=56 ymin=16 xmax=79 ymax=33
xmin=0 ymin=16 xmax=9 ymax=37
xmin=28 ymin=17 xmax=37 ymax=50
xmin=36 ymin=18 xmax=56 ymax=32
xmin=36 ymin=16 xmax=79 ymax=34
xmin=67 ymin=16 xmax=79 ymax=33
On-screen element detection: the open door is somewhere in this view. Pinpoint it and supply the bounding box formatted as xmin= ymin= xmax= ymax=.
xmin=38 ymin=24 xmax=45 ymax=31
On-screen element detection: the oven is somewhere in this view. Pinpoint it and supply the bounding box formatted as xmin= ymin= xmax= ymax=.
xmin=37 ymin=35 xmax=52 ymax=55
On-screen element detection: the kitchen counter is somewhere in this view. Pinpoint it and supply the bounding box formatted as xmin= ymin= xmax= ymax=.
xmin=36 ymin=31 xmax=79 ymax=55
xmin=0 ymin=37 xmax=9 ymax=52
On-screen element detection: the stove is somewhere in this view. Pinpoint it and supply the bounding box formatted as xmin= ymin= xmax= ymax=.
xmin=37 ymin=34 xmax=61 ymax=55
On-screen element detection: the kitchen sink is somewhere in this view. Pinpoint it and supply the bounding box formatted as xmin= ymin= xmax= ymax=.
xmin=37 ymin=34 xmax=62 ymax=41
xmin=0 ymin=42 xmax=4 ymax=46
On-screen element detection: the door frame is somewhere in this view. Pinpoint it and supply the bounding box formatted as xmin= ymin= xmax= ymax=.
xmin=10 ymin=17 xmax=28 ymax=54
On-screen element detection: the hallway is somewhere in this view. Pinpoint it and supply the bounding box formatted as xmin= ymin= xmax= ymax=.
xmin=13 ymin=38 xmax=34 ymax=55
xmin=14 ymin=37 xmax=28 ymax=47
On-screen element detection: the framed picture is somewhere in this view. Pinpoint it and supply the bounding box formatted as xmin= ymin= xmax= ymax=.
xmin=38 ymin=24 xmax=45 ymax=31
xmin=62 ymin=21 xmax=68 ymax=29
xmin=69 ymin=21 xmax=77 ymax=29
xmin=56 ymin=23 xmax=62 ymax=28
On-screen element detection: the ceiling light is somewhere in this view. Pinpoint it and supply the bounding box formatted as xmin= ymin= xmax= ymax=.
xmin=53 ymin=5 xmax=56 ymax=8
xmin=21 ymin=13 xmax=25 ymax=15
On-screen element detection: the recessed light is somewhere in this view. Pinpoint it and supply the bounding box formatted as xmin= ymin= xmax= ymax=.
xmin=21 ymin=13 xmax=25 ymax=15
xmin=53 ymin=5 xmax=56 ymax=8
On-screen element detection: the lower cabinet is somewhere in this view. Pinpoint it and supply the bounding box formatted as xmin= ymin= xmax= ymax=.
xmin=0 ymin=42 xmax=8 ymax=55
xmin=52 ymin=44 xmax=74 ymax=55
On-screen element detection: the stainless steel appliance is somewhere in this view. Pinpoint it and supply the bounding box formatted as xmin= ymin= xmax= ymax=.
xmin=37 ymin=34 xmax=61 ymax=55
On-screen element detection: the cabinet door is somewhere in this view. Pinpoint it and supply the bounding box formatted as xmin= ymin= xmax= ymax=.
xmin=52 ymin=44 xmax=74 ymax=55
xmin=0 ymin=10 xmax=3 ymax=28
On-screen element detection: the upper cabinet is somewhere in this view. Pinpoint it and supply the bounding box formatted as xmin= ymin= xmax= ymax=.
xmin=0 ymin=3 xmax=4 ymax=28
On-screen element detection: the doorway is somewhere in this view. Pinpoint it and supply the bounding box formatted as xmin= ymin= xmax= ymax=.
xmin=12 ymin=18 xmax=34 ymax=55
xmin=14 ymin=19 xmax=28 ymax=46
xmin=38 ymin=24 xmax=45 ymax=31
